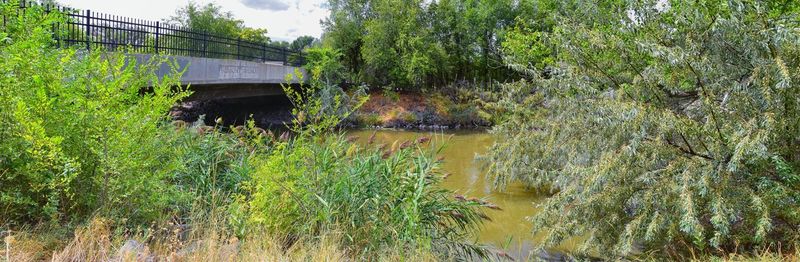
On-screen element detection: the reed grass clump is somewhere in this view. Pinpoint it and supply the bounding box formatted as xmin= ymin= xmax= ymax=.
xmin=235 ymin=133 xmax=490 ymax=260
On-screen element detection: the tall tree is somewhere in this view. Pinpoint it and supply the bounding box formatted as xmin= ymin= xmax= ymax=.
xmin=167 ymin=2 xmax=269 ymax=44
xmin=322 ymin=0 xmax=370 ymax=81
xmin=322 ymin=0 xmax=526 ymax=89
xmin=290 ymin=35 xmax=317 ymax=52
xmin=359 ymin=0 xmax=446 ymax=87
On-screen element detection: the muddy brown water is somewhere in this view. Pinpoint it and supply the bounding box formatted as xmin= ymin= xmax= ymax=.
xmin=346 ymin=129 xmax=582 ymax=260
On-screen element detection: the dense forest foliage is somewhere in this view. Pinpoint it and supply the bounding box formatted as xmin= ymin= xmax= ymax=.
xmin=483 ymin=0 xmax=800 ymax=258
xmin=322 ymin=0 xmax=538 ymax=88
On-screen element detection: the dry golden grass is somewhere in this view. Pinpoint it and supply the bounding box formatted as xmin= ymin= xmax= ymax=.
xmin=44 ymin=219 xmax=346 ymax=262
xmin=3 ymin=231 xmax=47 ymax=262
xmin=693 ymin=250 xmax=800 ymax=262
xmin=2 ymin=217 xmax=438 ymax=262
xmin=8 ymin=220 xmax=796 ymax=261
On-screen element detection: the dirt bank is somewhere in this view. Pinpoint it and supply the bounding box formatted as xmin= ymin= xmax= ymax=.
xmin=169 ymin=90 xmax=492 ymax=130
xmin=350 ymin=90 xmax=492 ymax=130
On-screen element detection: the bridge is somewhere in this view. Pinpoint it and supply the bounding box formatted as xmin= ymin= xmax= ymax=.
xmin=9 ymin=0 xmax=305 ymax=100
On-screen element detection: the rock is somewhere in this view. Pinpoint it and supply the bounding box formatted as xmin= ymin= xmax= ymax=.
xmin=536 ymin=250 xmax=570 ymax=262
xmin=118 ymin=239 xmax=144 ymax=254
xmin=117 ymin=239 xmax=154 ymax=262
xmin=278 ymin=131 xmax=290 ymax=141
xmin=169 ymin=110 xmax=183 ymax=118
xmin=536 ymin=250 xmax=604 ymax=262
xmin=196 ymin=125 xmax=214 ymax=135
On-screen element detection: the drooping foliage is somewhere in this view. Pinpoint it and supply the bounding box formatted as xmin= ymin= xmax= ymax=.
xmin=487 ymin=0 xmax=800 ymax=257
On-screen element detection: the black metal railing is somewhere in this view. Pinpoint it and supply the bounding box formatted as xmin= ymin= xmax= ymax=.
xmin=3 ymin=0 xmax=305 ymax=66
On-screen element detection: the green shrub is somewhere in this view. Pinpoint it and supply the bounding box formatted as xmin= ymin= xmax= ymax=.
xmin=0 ymin=3 xmax=188 ymax=226
xmin=289 ymin=46 xmax=368 ymax=134
xmin=357 ymin=113 xmax=383 ymax=127
xmin=236 ymin=134 xmax=488 ymax=258
xmin=400 ymin=111 xmax=418 ymax=124
xmin=170 ymin=118 xmax=264 ymax=211
xmin=382 ymin=88 xmax=401 ymax=102
xmin=446 ymin=104 xmax=477 ymax=126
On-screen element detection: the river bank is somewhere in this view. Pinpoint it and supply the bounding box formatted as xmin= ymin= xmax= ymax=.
xmin=169 ymin=89 xmax=494 ymax=131
xmin=349 ymin=90 xmax=492 ymax=130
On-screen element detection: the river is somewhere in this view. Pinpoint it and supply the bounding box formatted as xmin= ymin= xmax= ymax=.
xmin=346 ymin=129 xmax=579 ymax=260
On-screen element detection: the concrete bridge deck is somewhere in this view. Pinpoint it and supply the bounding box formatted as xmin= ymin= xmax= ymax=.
xmin=134 ymin=54 xmax=306 ymax=101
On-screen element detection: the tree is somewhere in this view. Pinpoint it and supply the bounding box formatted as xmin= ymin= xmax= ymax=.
xmin=167 ymin=2 xmax=269 ymax=44
xmin=290 ymin=35 xmax=317 ymax=52
xmin=321 ymin=0 xmax=526 ymax=89
xmin=487 ymin=0 xmax=800 ymax=257
xmin=358 ymin=0 xmax=447 ymax=88
xmin=322 ymin=0 xmax=370 ymax=82
xmin=461 ymin=0 xmax=518 ymax=83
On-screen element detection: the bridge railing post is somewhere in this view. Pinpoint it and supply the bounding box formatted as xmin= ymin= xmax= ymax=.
xmin=262 ymin=44 xmax=266 ymax=63
xmin=85 ymin=9 xmax=91 ymax=51
xmin=203 ymin=33 xmax=208 ymax=57
xmin=154 ymin=21 xmax=160 ymax=54
xmin=282 ymin=48 xmax=287 ymax=66
xmin=236 ymin=37 xmax=241 ymax=60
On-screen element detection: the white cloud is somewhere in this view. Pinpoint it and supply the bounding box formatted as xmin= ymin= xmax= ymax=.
xmin=240 ymin=0 xmax=290 ymax=11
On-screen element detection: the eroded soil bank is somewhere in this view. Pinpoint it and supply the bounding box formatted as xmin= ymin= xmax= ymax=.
xmin=351 ymin=90 xmax=492 ymax=129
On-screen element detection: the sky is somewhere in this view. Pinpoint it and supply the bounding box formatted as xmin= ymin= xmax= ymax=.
xmin=58 ymin=0 xmax=329 ymax=42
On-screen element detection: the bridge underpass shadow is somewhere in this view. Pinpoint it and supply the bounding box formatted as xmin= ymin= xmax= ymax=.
xmin=171 ymin=94 xmax=294 ymax=130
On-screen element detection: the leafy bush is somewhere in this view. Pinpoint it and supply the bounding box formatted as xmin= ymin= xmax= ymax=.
xmin=487 ymin=0 xmax=800 ymax=257
xmin=382 ymin=88 xmax=401 ymax=102
xmin=288 ymin=46 xmax=368 ymax=133
xmin=0 ymin=4 xmax=191 ymax=226
xmin=356 ymin=113 xmax=383 ymax=127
